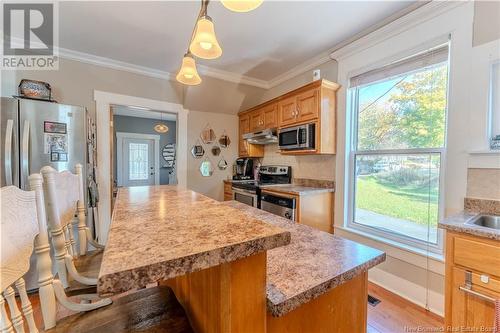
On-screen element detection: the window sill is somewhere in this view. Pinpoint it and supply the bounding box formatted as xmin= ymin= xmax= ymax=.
xmin=334 ymin=225 xmax=445 ymax=275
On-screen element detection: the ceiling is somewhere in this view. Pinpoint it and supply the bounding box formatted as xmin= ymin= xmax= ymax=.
xmin=112 ymin=105 xmax=177 ymax=121
xmin=59 ymin=1 xmax=420 ymax=86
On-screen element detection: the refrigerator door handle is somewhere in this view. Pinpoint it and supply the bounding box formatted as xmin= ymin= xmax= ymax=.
xmin=4 ymin=119 xmax=14 ymax=185
xmin=21 ymin=120 xmax=30 ymax=189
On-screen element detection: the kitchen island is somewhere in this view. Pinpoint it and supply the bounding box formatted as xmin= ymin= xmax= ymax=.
xmin=223 ymin=201 xmax=386 ymax=333
xmin=99 ymin=186 xmax=385 ymax=333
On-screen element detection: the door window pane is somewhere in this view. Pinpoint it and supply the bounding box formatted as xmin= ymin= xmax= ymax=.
xmin=357 ymin=63 xmax=448 ymax=151
xmin=354 ymin=154 xmax=440 ymax=244
xmin=129 ymin=143 xmax=149 ymax=180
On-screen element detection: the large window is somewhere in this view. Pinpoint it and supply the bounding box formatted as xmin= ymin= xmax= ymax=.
xmin=347 ymin=45 xmax=449 ymax=251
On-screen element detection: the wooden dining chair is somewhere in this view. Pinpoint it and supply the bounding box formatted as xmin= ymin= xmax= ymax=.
xmin=40 ymin=165 xmax=103 ymax=292
xmin=0 ymin=178 xmax=193 ymax=333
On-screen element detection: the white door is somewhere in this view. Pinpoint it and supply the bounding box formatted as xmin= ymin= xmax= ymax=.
xmin=122 ymin=138 xmax=155 ymax=186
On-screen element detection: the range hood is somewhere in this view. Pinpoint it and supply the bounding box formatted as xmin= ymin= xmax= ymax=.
xmin=243 ymin=128 xmax=278 ymax=145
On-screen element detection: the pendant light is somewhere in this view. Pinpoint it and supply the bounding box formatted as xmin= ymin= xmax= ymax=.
xmin=221 ymin=0 xmax=263 ymax=12
xmin=154 ymin=111 xmax=169 ymax=134
xmin=189 ymin=16 xmax=222 ymax=59
xmin=176 ymin=52 xmax=202 ymax=85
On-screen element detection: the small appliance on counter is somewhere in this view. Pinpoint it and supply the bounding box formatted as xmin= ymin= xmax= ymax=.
xmin=231 ymin=165 xmax=291 ymax=209
xmin=233 ymin=157 xmax=254 ymax=180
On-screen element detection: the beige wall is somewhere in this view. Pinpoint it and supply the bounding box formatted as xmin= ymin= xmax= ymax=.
xmin=1 ymin=58 xmax=264 ymax=118
xmin=187 ymin=110 xmax=238 ymax=201
xmin=1 ymin=57 xmax=263 ymax=200
xmin=466 ymin=168 xmax=500 ymax=200
xmin=261 ymin=145 xmax=335 ymax=180
xmin=473 ymin=0 xmax=500 ymax=46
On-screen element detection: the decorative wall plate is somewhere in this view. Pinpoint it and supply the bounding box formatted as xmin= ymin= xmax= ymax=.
xmin=201 ymin=125 xmax=216 ymax=144
xmin=211 ymin=146 xmax=221 ymax=156
xmin=162 ymin=143 xmax=176 ymax=167
xmin=191 ymin=141 xmax=205 ymax=159
xmin=219 ymin=130 xmax=231 ymax=148
xmin=200 ymin=158 xmax=214 ymax=177
xmin=218 ymin=158 xmax=228 ymax=170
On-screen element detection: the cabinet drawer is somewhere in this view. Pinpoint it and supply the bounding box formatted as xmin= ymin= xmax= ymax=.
xmin=454 ymin=236 xmax=500 ymax=277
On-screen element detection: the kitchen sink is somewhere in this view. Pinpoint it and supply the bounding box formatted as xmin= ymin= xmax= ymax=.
xmin=467 ymin=215 xmax=500 ymax=230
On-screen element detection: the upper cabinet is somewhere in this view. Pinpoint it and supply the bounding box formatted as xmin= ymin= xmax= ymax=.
xmin=249 ymin=102 xmax=278 ymax=132
xmin=239 ymin=113 xmax=264 ymax=158
xmin=239 ymin=79 xmax=340 ymax=156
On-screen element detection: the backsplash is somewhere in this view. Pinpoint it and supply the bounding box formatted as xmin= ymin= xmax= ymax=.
xmin=466 ymin=168 xmax=500 ymax=200
xmin=260 ymin=145 xmax=335 ymax=181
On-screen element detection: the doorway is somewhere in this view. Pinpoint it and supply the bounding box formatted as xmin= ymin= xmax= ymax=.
xmin=112 ymin=105 xmax=177 ymax=191
xmin=94 ymin=90 xmax=188 ymax=244
xmin=116 ymin=132 xmax=160 ymax=187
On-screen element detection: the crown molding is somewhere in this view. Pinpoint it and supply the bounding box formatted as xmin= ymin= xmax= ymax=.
xmin=59 ymin=46 xmax=172 ymax=81
xmin=330 ymin=1 xmax=468 ymax=61
xmin=197 ymin=64 xmax=269 ymax=89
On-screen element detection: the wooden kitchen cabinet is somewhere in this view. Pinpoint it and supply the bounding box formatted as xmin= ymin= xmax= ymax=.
xmin=445 ymin=231 xmax=500 ymax=332
xmin=239 ymin=114 xmax=264 ymax=158
xmin=223 ymin=181 xmax=233 ymax=201
xmin=240 ymin=79 xmax=340 ymax=156
xmin=278 ymin=95 xmax=298 ymax=127
xmin=248 ymin=102 xmax=278 ymax=132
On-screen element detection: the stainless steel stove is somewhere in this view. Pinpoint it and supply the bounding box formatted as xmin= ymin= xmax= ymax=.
xmin=231 ymin=165 xmax=291 ymax=208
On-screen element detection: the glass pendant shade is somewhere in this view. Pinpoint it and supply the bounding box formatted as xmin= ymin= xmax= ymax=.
xmin=189 ymin=16 xmax=222 ymax=59
xmin=154 ymin=123 xmax=169 ymax=133
xmin=176 ymin=54 xmax=202 ymax=85
xmin=221 ymin=0 xmax=263 ymax=12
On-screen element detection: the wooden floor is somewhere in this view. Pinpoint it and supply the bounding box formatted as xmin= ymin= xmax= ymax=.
xmin=23 ymin=282 xmax=442 ymax=332
xmin=367 ymin=282 xmax=444 ymax=333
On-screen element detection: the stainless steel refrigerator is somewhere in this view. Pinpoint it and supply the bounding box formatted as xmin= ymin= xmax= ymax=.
xmin=1 ymin=97 xmax=87 ymax=189
xmin=1 ymin=96 xmax=88 ymax=290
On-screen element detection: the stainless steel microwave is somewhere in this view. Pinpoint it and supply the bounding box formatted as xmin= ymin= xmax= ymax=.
xmin=278 ymin=123 xmax=315 ymax=150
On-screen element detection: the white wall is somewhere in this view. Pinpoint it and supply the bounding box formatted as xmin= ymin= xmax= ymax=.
xmin=332 ymin=2 xmax=480 ymax=316
xmin=187 ymin=110 xmax=238 ymax=201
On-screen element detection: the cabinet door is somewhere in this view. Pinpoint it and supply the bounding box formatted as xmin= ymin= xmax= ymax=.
xmin=249 ymin=110 xmax=263 ymax=132
xmin=450 ymin=267 xmax=498 ymax=331
xmin=296 ymin=88 xmax=319 ymax=122
xmin=263 ymin=103 xmax=278 ymax=128
xmin=239 ymin=115 xmax=250 ymax=157
xmin=278 ymin=96 xmax=297 ymax=127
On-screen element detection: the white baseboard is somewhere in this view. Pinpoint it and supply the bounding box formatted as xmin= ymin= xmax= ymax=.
xmin=368 ymin=267 xmax=445 ymax=318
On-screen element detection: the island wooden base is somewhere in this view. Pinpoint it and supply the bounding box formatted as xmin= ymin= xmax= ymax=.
xmin=162 ymin=252 xmax=267 ymax=333
xmin=267 ymin=271 xmax=368 ymax=333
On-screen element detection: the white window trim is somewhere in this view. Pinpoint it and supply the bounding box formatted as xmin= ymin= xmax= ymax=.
xmin=116 ymin=132 xmax=160 ymax=186
xmin=345 ymin=61 xmax=449 ymax=255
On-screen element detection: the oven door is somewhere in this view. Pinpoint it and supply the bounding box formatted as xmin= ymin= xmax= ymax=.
xmin=232 ymin=187 xmax=258 ymax=207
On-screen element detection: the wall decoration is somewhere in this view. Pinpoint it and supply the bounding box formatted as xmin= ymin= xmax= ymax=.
xmin=218 ymin=130 xmax=231 ymax=148
xmin=199 ymin=158 xmax=214 ymax=177
xmin=211 ymin=145 xmax=221 ymax=156
xmin=162 ymin=143 xmax=176 ymax=167
xmin=200 ymin=124 xmax=216 ymax=144
xmin=218 ymin=157 xmax=228 ymax=170
xmin=191 ymin=140 xmax=205 ymax=159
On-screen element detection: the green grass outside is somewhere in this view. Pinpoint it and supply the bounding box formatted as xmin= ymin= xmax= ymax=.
xmin=356 ymin=175 xmax=439 ymax=226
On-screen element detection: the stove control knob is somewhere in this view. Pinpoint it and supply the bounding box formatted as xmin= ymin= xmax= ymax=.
xmin=284 ymin=212 xmax=292 ymax=219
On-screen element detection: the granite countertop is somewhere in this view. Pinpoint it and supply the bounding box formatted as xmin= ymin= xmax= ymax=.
xmin=98 ymin=186 xmax=291 ymax=296
xmin=438 ymin=211 xmax=499 ymax=240
xmin=260 ymin=184 xmax=334 ymax=196
xmin=222 ymin=201 xmax=386 ymax=317
xmin=438 ymin=197 xmax=500 ymax=241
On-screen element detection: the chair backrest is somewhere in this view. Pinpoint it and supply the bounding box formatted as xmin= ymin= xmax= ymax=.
xmin=0 ymin=182 xmax=49 ymax=333
xmin=41 ymin=165 xmax=87 ymax=258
